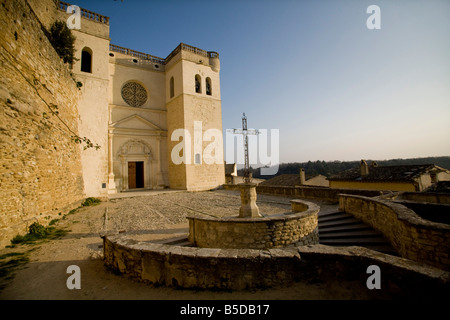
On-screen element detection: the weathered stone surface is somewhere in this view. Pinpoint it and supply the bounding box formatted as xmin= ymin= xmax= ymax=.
xmin=0 ymin=0 xmax=85 ymax=248
xmin=103 ymin=235 xmax=450 ymax=296
xmin=238 ymin=183 xmax=262 ymax=218
xmin=187 ymin=199 xmax=319 ymax=249
xmin=339 ymin=194 xmax=450 ymax=270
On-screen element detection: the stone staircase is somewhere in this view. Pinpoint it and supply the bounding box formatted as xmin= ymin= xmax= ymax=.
xmin=318 ymin=210 xmax=398 ymax=255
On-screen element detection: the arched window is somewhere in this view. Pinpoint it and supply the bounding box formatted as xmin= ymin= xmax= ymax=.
xmin=195 ymin=74 xmax=201 ymax=93
xmin=81 ymin=47 xmax=92 ymax=73
xmin=206 ymin=77 xmax=212 ymax=96
xmin=170 ymin=77 xmax=174 ymax=98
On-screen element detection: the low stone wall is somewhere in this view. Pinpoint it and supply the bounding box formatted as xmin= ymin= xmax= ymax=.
xmin=393 ymin=200 xmax=450 ymax=225
xmin=399 ymin=192 xmax=450 ymax=205
xmin=339 ymin=195 xmax=450 ymax=270
xmin=187 ymin=200 xmax=319 ymax=249
xmin=102 ymin=236 xmax=449 ymax=297
xmin=251 ymin=185 xmax=383 ymax=202
xmin=102 ymin=235 xmax=302 ymax=290
xmin=297 ymin=244 xmax=449 ymax=299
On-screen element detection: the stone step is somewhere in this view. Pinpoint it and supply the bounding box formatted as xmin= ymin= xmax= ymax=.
xmin=318 ymin=212 xmax=359 ymax=222
xmin=317 ymin=210 xmax=398 ymax=256
xmin=319 ymin=229 xmax=381 ymax=239
xmin=319 ymin=222 xmax=371 ymax=233
xmin=319 ymin=236 xmax=391 ymax=245
xmin=318 ymin=210 xmax=346 ymax=218
xmin=318 ymin=217 xmax=363 ymax=228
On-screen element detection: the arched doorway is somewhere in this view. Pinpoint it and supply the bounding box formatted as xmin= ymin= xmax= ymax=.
xmin=117 ymin=139 xmax=153 ymax=191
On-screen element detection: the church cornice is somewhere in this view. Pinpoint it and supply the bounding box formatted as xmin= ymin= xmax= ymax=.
xmin=109 ymin=114 xmax=166 ymax=131
xmin=109 ymin=104 xmax=167 ymax=114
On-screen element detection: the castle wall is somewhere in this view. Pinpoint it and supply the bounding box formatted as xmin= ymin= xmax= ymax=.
xmin=0 ymin=0 xmax=85 ymax=247
xmin=27 ymin=0 xmax=58 ymax=29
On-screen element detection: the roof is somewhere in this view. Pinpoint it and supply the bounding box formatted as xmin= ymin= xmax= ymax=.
xmin=328 ymin=164 xmax=442 ymax=183
xmin=258 ymin=174 xmax=300 ymax=187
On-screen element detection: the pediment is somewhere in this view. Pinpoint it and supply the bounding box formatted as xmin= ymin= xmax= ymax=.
xmin=110 ymin=114 xmax=164 ymax=131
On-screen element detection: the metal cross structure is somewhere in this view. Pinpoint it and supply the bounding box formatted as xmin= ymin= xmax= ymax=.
xmin=230 ymin=113 xmax=260 ymax=183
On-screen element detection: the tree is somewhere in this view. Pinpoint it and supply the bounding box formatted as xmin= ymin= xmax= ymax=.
xmin=48 ymin=20 xmax=76 ymax=66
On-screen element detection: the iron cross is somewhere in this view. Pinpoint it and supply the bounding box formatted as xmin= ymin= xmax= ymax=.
xmin=229 ymin=113 xmax=260 ymax=183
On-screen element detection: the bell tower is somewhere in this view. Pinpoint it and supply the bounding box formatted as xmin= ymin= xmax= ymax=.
xmin=57 ymin=2 xmax=111 ymax=197
xmin=165 ymin=44 xmax=225 ymax=191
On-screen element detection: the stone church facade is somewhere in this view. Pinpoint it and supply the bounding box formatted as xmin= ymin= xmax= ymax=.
xmin=0 ymin=0 xmax=225 ymax=246
xmin=40 ymin=1 xmax=226 ymax=197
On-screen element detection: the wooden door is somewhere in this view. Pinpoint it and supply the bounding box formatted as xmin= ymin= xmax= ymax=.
xmin=128 ymin=162 xmax=137 ymax=189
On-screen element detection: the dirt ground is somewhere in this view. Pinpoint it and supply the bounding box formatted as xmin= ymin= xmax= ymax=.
xmin=0 ymin=189 xmax=374 ymax=300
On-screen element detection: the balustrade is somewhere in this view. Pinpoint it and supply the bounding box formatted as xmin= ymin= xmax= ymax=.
xmin=59 ymin=1 xmax=109 ymax=25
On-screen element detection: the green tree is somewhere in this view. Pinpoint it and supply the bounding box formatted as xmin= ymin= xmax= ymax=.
xmin=48 ymin=21 xmax=76 ymax=66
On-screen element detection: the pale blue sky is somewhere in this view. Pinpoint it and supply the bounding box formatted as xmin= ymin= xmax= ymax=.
xmin=71 ymin=0 xmax=450 ymax=164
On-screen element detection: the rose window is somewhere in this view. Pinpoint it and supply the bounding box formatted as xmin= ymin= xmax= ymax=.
xmin=121 ymin=82 xmax=147 ymax=107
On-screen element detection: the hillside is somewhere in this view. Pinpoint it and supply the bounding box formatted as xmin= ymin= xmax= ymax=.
xmin=240 ymin=156 xmax=450 ymax=179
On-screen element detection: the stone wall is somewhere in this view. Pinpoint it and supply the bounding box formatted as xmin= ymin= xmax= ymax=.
xmin=393 ymin=200 xmax=450 ymax=225
xmin=0 ymin=0 xmax=85 ymax=247
xmin=187 ymin=200 xmax=319 ymax=249
xmin=103 ymin=235 xmax=302 ymax=290
xmin=296 ymin=244 xmax=449 ymax=299
xmin=339 ymin=195 xmax=450 ymax=270
xmin=102 ymin=236 xmax=449 ymax=297
xmin=399 ymin=192 xmax=450 ymax=205
xmin=253 ymin=185 xmax=383 ymax=202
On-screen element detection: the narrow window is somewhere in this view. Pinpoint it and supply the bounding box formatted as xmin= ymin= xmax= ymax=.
xmin=170 ymin=77 xmax=174 ymax=98
xmin=206 ymin=77 xmax=212 ymax=96
xmin=195 ymin=153 xmax=201 ymax=164
xmin=81 ymin=47 xmax=92 ymax=73
xmin=195 ymin=74 xmax=201 ymax=93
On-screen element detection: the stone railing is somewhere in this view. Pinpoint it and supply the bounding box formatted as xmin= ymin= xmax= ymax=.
xmin=165 ymin=43 xmax=219 ymax=63
xmin=109 ymin=43 xmax=219 ymax=65
xmin=109 ymin=44 xmax=166 ymax=64
xmin=59 ymin=1 xmax=109 ymax=24
xmin=339 ymin=194 xmax=450 ymax=270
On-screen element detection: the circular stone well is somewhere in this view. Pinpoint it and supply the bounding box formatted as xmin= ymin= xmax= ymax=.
xmin=101 ymin=198 xmax=319 ymax=290
xmin=187 ymin=199 xmax=319 ymax=249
